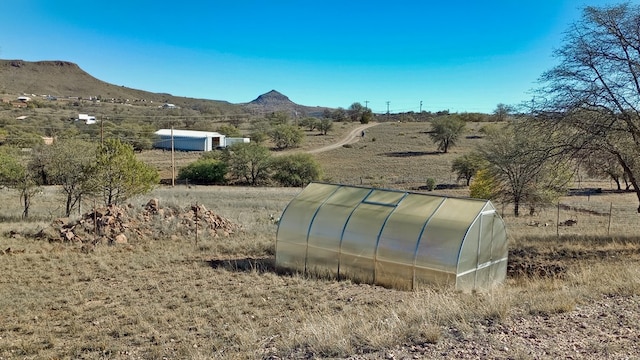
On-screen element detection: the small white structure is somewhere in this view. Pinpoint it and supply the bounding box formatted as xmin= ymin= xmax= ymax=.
xmin=225 ymin=137 xmax=251 ymax=147
xmin=17 ymin=96 xmax=31 ymax=102
xmin=154 ymin=129 xmax=250 ymax=151
xmin=77 ymin=114 xmax=97 ymax=125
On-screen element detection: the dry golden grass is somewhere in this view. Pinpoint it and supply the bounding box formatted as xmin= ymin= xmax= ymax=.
xmin=2 ymin=122 xmax=640 ymax=358
xmin=136 ymin=121 xmax=368 ymax=181
xmin=314 ymin=121 xmax=488 ymax=189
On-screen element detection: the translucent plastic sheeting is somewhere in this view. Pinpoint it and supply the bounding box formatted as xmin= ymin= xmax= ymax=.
xmin=275 ymin=183 xmax=508 ymax=291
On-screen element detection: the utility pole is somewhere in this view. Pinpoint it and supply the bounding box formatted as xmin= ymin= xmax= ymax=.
xmin=365 ymin=100 xmax=369 ymax=109
xmin=171 ymin=127 xmax=175 ymax=187
xmin=420 ymin=101 xmax=423 ymax=113
xmin=100 ymin=119 xmax=104 ymax=146
xmin=386 ymin=101 xmax=390 ymax=121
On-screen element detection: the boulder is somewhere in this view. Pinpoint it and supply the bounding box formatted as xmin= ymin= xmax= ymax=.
xmin=145 ymin=198 xmax=160 ymax=213
xmin=114 ymin=233 xmax=128 ymax=244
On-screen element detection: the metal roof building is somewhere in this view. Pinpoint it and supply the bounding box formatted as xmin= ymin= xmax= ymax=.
xmin=275 ymin=183 xmax=508 ymax=291
xmin=154 ymin=129 xmax=225 ymax=151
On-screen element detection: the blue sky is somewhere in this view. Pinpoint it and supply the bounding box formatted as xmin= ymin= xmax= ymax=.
xmin=0 ymin=1 xmax=626 ymax=114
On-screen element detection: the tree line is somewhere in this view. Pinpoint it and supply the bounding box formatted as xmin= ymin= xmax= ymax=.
xmin=0 ymin=139 xmax=158 ymax=218
xmin=4 ymin=3 xmax=640 ymax=217
xmin=446 ymin=3 xmax=640 ymax=216
xmin=177 ymin=143 xmax=323 ymax=187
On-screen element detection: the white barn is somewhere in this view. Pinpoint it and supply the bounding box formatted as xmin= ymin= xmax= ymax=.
xmin=77 ymin=114 xmax=97 ymax=125
xmin=154 ymin=129 xmax=224 ymax=151
xmin=154 ymin=129 xmax=251 ymax=151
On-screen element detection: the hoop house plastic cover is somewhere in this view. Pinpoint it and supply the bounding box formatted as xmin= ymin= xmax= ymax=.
xmin=275 ymin=183 xmax=508 ymax=291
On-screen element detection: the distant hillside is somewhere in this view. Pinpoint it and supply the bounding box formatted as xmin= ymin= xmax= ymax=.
xmin=0 ymin=59 xmax=332 ymax=117
xmin=244 ymin=89 xmax=331 ymax=117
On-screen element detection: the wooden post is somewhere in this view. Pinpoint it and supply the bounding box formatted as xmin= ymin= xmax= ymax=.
xmin=607 ymin=202 xmax=613 ymax=235
xmin=556 ymin=202 xmax=560 ymax=237
xmin=194 ymin=202 xmax=199 ymax=247
xmin=93 ymin=199 xmax=98 ymax=242
xmin=171 ymin=127 xmax=175 ymax=187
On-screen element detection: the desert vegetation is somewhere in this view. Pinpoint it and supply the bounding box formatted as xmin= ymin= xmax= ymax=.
xmin=2 ymin=118 xmax=640 ymax=358
xmin=1 ymin=183 xmax=640 ymax=359
xmin=3 ymin=3 xmax=640 ymax=358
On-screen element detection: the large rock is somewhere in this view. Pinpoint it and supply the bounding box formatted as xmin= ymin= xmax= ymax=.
xmin=114 ymin=233 xmax=128 ymax=244
xmin=145 ymin=198 xmax=160 ymax=213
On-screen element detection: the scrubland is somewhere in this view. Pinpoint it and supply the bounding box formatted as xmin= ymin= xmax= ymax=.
xmin=1 ymin=122 xmax=640 ymax=359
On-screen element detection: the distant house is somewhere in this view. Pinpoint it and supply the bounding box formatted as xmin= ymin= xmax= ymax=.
xmin=41 ymin=137 xmax=55 ymax=145
xmin=17 ymin=96 xmax=31 ymax=102
xmin=162 ymin=103 xmax=177 ymax=109
xmin=154 ymin=129 xmax=225 ymax=151
xmin=77 ymin=114 xmax=97 ymax=125
xmin=154 ymin=129 xmax=250 ymax=151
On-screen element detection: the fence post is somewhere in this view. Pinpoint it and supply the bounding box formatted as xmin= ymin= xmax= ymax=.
xmin=195 ymin=202 xmax=199 ymax=247
xmin=556 ymin=202 xmax=560 ymax=237
xmin=93 ymin=199 xmax=97 ymax=242
xmin=607 ymin=202 xmax=613 ymax=235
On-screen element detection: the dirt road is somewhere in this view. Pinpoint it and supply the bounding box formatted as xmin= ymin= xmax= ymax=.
xmin=307 ymin=122 xmax=379 ymax=154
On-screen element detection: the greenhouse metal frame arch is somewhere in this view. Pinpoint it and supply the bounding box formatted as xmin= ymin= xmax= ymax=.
xmin=275 ymin=182 xmax=508 ymax=291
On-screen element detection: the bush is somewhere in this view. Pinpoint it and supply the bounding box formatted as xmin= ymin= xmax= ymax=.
xmin=270 ymin=124 xmax=304 ymax=149
xmin=217 ymin=124 xmax=242 ymax=137
xmin=469 ymin=169 xmax=496 ymax=200
xmin=178 ymin=159 xmax=227 ymax=185
xmin=271 ymin=153 xmax=322 ymax=187
xmin=425 ymin=178 xmax=436 ymax=191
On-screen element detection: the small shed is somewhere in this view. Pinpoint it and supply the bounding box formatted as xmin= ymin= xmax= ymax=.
xmin=77 ymin=114 xmax=97 ymax=125
xmin=154 ymin=129 xmax=225 ymax=151
xmin=275 ymin=183 xmax=508 ymax=291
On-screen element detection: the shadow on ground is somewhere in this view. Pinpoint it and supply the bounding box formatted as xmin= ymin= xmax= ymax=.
xmin=206 ymin=257 xmax=278 ymax=274
xmin=383 ymin=151 xmax=440 ymax=157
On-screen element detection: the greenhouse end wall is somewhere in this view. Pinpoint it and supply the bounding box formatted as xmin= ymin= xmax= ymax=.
xmin=275 ymin=183 xmax=508 ymax=291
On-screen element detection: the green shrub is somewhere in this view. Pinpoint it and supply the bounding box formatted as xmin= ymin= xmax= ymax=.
xmin=270 ymin=124 xmax=304 ymax=149
xmin=178 ymin=159 xmax=227 ymax=185
xmin=425 ymin=178 xmax=436 ymax=191
xmin=271 ymin=153 xmax=322 ymax=187
xmin=217 ymin=124 xmax=242 ymax=137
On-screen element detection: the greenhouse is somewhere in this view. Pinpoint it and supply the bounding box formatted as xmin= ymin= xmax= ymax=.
xmin=275 ymin=182 xmax=508 ymax=291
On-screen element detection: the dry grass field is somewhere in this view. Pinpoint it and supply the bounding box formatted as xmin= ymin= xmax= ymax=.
xmin=2 ymin=121 xmax=640 ymax=359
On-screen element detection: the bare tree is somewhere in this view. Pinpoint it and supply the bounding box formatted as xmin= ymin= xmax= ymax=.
xmin=535 ymin=3 xmax=640 ymax=212
xmin=581 ymin=148 xmax=630 ymax=191
xmin=492 ymin=103 xmax=514 ymax=122
xmin=479 ymin=123 xmax=572 ymax=217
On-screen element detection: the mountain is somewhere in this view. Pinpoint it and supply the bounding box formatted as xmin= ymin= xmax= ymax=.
xmin=0 ymin=59 xmax=242 ymax=112
xmin=245 ymin=90 xmax=330 ymax=117
xmin=0 ymin=59 xmax=331 ymax=117
xmin=250 ymin=90 xmax=296 ymax=107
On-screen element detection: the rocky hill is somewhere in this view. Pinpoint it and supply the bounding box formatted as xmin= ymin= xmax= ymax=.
xmin=0 ymin=59 xmax=241 ymax=112
xmin=245 ymin=89 xmax=330 ymax=117
xmin=0 ymin=59 xmax=331 ymax=117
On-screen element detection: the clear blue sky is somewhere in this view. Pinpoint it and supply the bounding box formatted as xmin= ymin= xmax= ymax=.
xmin=0 ymin=0 xmax=625 ymax=114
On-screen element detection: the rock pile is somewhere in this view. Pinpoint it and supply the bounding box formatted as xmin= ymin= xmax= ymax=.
xmin=46 ymin=198 xmax=240 ymax=245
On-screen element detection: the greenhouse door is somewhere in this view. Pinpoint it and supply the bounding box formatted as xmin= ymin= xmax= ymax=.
xmin=475 ymin=211 xmax=496 ymax=288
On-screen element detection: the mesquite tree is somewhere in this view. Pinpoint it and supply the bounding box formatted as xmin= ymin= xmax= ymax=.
xmin=535 ymin=3 xmax=640 ymax=212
